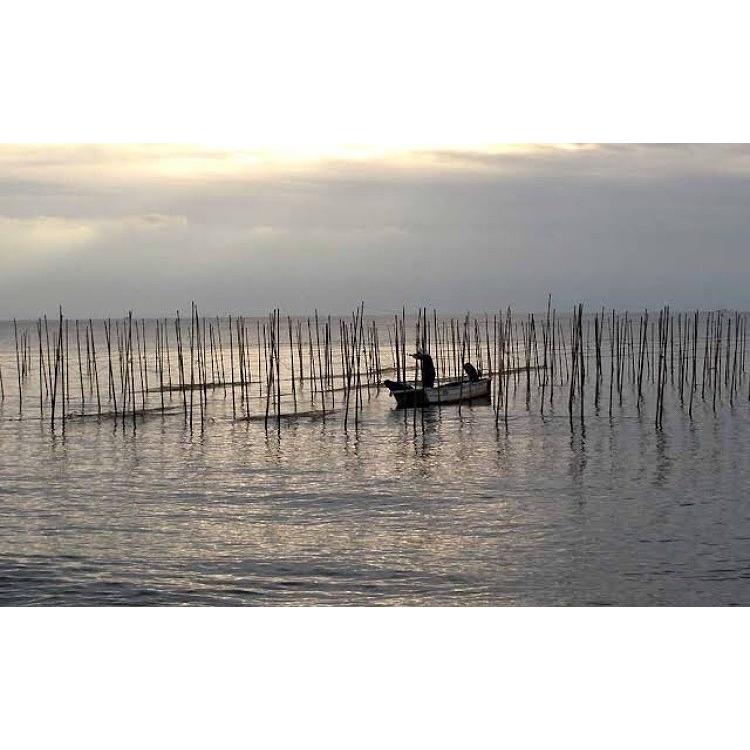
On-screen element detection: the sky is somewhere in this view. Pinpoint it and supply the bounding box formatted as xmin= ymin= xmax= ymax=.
xmin=1 ymin=143 xmax=749 ymax=317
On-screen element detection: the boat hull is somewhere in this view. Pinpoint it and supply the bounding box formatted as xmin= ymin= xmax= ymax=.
xmin=390 ymin=378 xmax=491 ymax=408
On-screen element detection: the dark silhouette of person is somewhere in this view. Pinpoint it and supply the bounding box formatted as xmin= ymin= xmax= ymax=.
xmin=463 ymin=362 xmax=480 ymax=382
xmin=412 ymin=352 xmax=436 ymax=389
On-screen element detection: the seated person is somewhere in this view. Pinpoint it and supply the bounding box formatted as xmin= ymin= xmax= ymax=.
xmin=463 ymin=362 xmax=480 ymax=382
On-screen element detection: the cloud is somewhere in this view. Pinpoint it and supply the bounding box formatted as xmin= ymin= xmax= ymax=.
xmin=1 ymin=144 xmax=749 ymax=316
xmin=0 ymin=214 xmax=97 ymax=251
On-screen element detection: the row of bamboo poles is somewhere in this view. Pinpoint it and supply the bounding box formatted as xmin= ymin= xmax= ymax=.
xmin=0 ymin=303 xmax=748 ymax=432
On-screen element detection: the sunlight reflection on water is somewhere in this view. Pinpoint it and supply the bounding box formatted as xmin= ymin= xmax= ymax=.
xmin=1 ymin=318 xmax=750 ymax=605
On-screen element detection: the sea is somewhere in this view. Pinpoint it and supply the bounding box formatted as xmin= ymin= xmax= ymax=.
xmin=1 ymin=314 xmax=749 ymax=605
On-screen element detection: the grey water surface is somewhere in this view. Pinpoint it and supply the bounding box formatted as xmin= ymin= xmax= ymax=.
xmin=1 ymin=317 xmax=749 ymax=605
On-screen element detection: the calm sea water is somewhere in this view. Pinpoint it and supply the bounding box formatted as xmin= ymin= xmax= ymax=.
xmin=1 ymin=315 xmax=749 ymax=605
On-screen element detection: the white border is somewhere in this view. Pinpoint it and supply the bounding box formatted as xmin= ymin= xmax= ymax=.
xmin=3 ymin=608 xmax=748 ymax=749
xmin=2 ymin=1 xmax=749 ymax=144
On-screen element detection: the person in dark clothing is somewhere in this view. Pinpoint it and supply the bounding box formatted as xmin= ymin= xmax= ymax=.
xmin=463 ymin=362 xmax=480 ymax=382
xmin=411 ymin=352 xmax=436 ymax=389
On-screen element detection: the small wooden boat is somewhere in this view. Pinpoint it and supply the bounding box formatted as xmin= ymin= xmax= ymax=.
xmin=383 ymin=377 xmax=491 ymax=408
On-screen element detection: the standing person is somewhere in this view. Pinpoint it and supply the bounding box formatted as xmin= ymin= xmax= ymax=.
xmin=411 ymin=352 xmax=436 ymax=389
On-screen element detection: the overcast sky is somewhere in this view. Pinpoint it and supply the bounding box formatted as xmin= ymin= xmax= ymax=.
xmin=1 ymin=143 xmax=748 ymax=318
